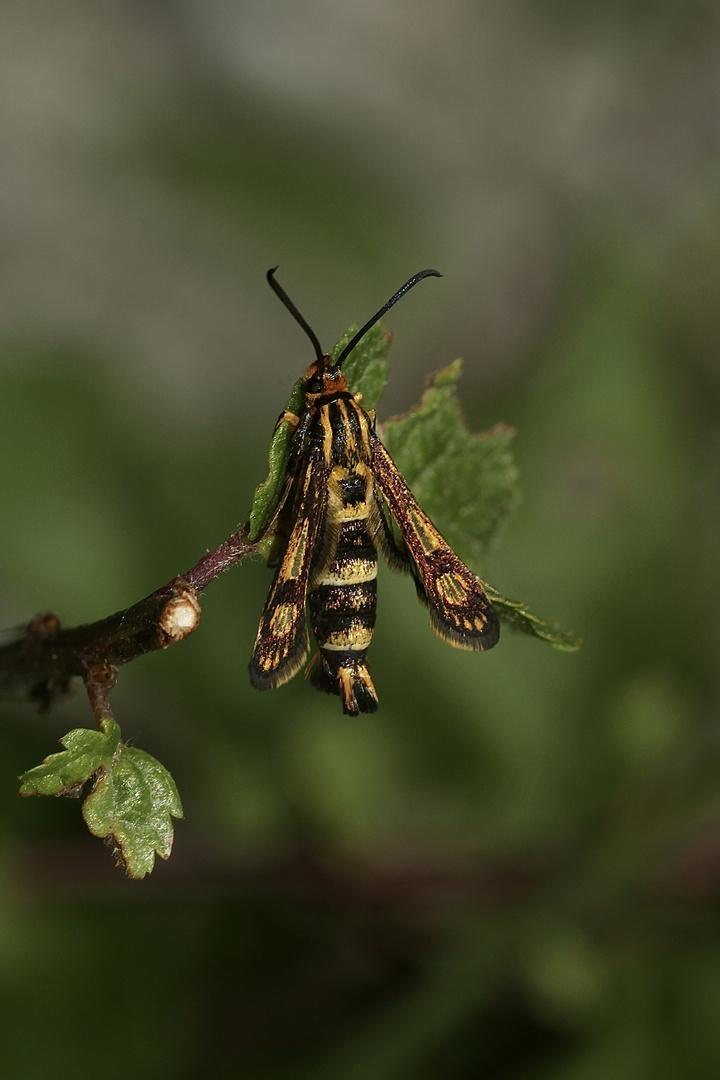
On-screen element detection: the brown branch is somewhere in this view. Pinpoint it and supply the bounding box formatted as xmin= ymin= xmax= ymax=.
xmin=0 ymin=528 xmax=258 ymax=710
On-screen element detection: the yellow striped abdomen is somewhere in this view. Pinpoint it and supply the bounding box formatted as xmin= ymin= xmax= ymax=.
xmin=306 ymin=465 xmax=379 ymax=715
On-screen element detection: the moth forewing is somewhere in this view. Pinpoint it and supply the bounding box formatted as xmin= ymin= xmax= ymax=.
xmin=370 ymin=432 xmax=500 ymax=651
xmin=248 ymin=447 xmax=329 ymax=690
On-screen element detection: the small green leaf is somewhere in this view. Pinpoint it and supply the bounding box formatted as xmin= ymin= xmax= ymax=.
xmin=83 ymin=745 xmax=183 ymax=879
xmin=20 ymin=718 xmax=183 ymax=878
xmin=19 ymin=718 xmax=121 ymax=796
xmin=381 ymin=360 xmax=520 ymax=566
xmin=247 ymin=375 xmax=305 ymax=542
xmin=485 ymin=585 xmax=583 ymax=651
xmin=330 ymin=321 xmax=391 ymax=411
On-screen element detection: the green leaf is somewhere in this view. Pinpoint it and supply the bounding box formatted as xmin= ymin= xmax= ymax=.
xmin=83 ymin=744 xmax=183 ymax=880
xmin=330 ymin=321 xmax=391 ymax=411
xmin=20 ymin=718 xmax=183 ymax=878
xmin=19 ymin=719 xmax=121 ymax=796
xmin=378 ymin=360 xmax=580 ymax=651
xmin=484 ymin=584 xmax=583 ymax=651
xmin=381 ymin=360 xmax=520 ymax=566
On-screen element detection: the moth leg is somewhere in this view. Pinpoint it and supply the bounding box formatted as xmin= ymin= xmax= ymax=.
xmin=276 ymin=409 xmax=300 ymax=429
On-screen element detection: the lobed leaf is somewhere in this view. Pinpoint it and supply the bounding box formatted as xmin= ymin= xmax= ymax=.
xmin=377 ymin=360 xmax=580 ymax=650
xmin=19 ymin=718 xmax=183 ymax=878
xmin=19 ymin=719 xmax=121 ymax=796
xmin=83 ymin=745 xmax=183 ymax=879
xmin=381 ymin=360 xmax=520 ymax=566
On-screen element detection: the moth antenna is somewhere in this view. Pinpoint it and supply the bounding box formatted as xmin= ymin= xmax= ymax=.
xmin=336 ymin=268 xmax=442 ymax=368
xmin=267 ymin=267 xmax=324 ymax=365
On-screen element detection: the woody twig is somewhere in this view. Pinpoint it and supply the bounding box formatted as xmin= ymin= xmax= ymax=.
xmin=0 ymin=529 xmax=257 ymax=713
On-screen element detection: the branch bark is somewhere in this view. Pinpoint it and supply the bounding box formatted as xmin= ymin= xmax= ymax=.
xmin=0 ymin=528 xmax=257 ymax=709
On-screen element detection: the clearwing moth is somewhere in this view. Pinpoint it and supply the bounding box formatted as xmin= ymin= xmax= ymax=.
xmin=248 ymin=269 xmax=500 ymax=715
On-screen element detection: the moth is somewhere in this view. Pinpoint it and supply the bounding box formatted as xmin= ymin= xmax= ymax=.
xmin=249 ymin=268 xmax=500 ymax=715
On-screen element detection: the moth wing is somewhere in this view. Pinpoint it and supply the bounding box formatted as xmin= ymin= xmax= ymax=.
xmin=367 ymin=485 xmax=408 ymax=572
xmin=370 ymin=433 xmax=499 ymax=651
xmin=249 ymin=448 xmax=329 ymax=689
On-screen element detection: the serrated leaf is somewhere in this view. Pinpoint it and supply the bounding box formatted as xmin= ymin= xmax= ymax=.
xmin=19 ymin=718 xmax=121 ymax=796
xmin=330 ymin=321 xmax=391 ymax=410
xmin=20 ymin=718 xmax=183 ymax=878
xmin=485 ymin=585 xmax=583 ymax=651
xmin=82 ymin=745 xmax=183 ymax=879
xmin=378 ymin=361 xmax=580 ymax=651
xmin=381 ymin=360 xmax=520 ymax=566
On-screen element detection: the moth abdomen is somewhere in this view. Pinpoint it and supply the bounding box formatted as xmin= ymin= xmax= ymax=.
xmin=307 ymin=510 xmax=379 ymax=714
xmin=309 ymin=582 xmax=376 ymax=630
xmin=306 ymin=652 xmax=379 ymax=716
xmin=309 ymin=532 xmax=378 ymax=649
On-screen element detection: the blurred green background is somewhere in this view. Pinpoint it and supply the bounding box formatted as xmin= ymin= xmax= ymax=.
xmin=2 ymin=2 xmax=720 ymax=1077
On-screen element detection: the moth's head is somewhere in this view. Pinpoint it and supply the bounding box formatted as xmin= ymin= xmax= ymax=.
xmin=304 ymin=358 xmax=348 ymax=402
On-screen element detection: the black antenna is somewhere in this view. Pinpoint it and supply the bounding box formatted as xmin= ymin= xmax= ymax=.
xmin=336 ymin=268 xmax=442 ymax=368
xmin=267 ymin=267 xmax=324 ymax=365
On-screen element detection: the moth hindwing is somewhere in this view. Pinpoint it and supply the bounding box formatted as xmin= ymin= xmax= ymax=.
xmin=248 ymin=268 xmax=499 ymax=715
